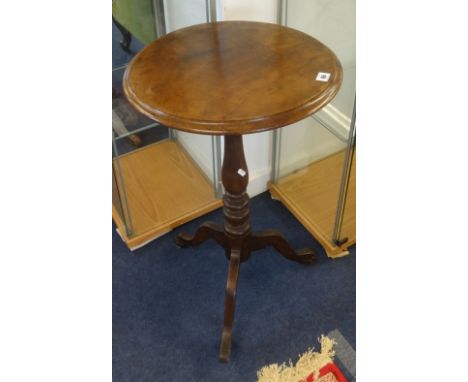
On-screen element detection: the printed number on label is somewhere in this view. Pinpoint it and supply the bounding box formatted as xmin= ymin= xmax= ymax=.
xmin=316 ymin=72 xmax=331 ymax=82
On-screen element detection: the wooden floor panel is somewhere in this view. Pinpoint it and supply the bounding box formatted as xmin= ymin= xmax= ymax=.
xmin=113 ymin=140 xmax=222 ymax=249
xmin=269 ymin=150 xmax=355 ymax=257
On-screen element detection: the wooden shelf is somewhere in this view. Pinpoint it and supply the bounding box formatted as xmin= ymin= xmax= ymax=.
xmin=269 ymin=150 xmax=355 ymax=258
xmin=113 ymin=139 xmax=222 ymax=250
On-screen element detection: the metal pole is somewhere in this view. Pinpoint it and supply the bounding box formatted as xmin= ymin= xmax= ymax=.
xmin=208 ymin=0 xmax=217 ymax=22
xmin=206 ymin=0 xmax=223 ymax=197
xmin=112 ymin=130 xmax=134 ymax=237
xmin=207 ymin=0 xmax=220 ymax=192
xmin=284 ymin=0 xmax=288 ymax=25
xmin=211 ymin=135 xmax=223 ymax=198
xmin=277 ymin=0 xmax=282 ymax=24
xmin=332 ymin=96 xmax=356 ymax=244
xmin=271 ymin=129 xmax=282 ymax=182
xmin=152 ymin=0 xmax=177 ymax=140
xmin=205 ymin=0 xmax=211 ymax=22
xmin=271 ymin=0 xmax=287 ymax=183
xmin=152 ymin=0 xmax=167 ymax=38
xmin=277 ymin=0 xmax=288 ymax=25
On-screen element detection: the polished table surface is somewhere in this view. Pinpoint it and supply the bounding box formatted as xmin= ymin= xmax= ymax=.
xmin=124 ymin=21 xmax=342 ymax=134
xmin=124 ymin=21 xmax=343 ymax=362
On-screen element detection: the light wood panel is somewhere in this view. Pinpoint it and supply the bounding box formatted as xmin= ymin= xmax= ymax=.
xmin=112 ymin=140 xmax=222 ymax=249
xmin=269 ymin=150 xmax=355 ymax=258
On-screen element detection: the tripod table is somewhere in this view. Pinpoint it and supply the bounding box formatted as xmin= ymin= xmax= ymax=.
xmin=123 ymin=21 xmax=343 ymax=362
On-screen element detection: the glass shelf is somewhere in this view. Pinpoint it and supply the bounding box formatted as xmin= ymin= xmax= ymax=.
xmin=112 ymin=0 xmax=223 ymax=250
xmin=269 ymin=0 xmax=356 ymax=258
xmin=112 ymin=65 xmax=169 ymax=156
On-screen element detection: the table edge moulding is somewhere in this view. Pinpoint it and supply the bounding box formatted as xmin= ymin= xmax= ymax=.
xmin=123 ymin=21 xmax=342 ymax=135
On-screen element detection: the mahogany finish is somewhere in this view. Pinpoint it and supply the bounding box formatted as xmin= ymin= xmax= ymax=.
xmin=124 ymin=21 xmax=342 ymax=135
xmin=123 ymin=21 xmax=342 ymax=362
xmin=175 ymin=135 xmax=315 ymax=361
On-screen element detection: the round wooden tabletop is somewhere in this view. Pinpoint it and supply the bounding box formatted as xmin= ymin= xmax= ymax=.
xmin=124 ymin=21 xmax=342 ymax=135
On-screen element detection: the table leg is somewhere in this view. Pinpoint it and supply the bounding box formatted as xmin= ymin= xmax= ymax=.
xmin=219 ymin=248 xmax=241 ymax=362
xmin=174 ymin=134 xmax=315 ymax=361
xmin=175 ymin=221 xmax=227 ymax=250
xmin=245 ymin=229 xmax=316 ymax=264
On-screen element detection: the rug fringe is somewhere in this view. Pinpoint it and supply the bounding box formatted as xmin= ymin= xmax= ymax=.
xmin=257 ymin=335 xmax=336 ymax=382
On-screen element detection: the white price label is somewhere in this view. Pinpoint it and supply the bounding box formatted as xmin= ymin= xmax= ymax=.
xmin=316 ymin=72 xmax=331 ymax=82
xmin=237 ymin=169 xmax=246 ymax=177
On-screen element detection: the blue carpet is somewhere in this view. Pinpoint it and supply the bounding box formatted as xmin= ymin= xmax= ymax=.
xmin=113 ymin=192 xmax=355 ymax=381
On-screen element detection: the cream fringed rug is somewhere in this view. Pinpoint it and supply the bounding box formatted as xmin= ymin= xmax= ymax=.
xmin=257 ymin=336 xmax=348 ymax=382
